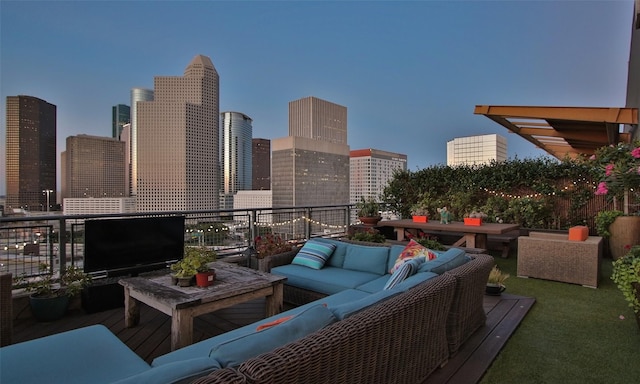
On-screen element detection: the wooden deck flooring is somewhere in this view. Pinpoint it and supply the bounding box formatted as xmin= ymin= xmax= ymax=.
xmin=10 ymin=292 xmax=534 ymax=383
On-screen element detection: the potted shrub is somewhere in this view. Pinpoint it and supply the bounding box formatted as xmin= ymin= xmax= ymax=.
xmin=415 ymin=237 xmax=446 ymax=251
xmin=611 ymin=245 xmax=640 ymax=329
xmin=23 ymin=263 xmax=91 ymax=321
xmin=486 ymin=265 xmax=509 ymax=296
xmin=591 ymin=142 xmax=640 ymax=259
xmin=252 ymin=233 xmax=296 ymax=272
xmin=346 ymin=228 xmax=387 ymax=244
xmin=356 ymin=196 xmax=382 ymax=226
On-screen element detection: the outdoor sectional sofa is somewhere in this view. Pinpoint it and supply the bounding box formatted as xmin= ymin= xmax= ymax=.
xmin=0 ymin=239 xmax=494 ymax=384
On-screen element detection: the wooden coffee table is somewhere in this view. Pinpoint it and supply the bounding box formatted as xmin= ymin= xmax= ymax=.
xmin=119 ymin=261 xmax=287 ymax=350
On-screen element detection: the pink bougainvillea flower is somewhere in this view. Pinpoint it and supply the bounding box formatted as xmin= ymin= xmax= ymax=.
xmin=605 ymin=163 xmax=615 ymax=176
xmin=595 ymin=182 xmax=608 ymax=195
xmin=589 ymin=154 xmax=596 ymax=160
xmin=631 ymin=147 xmax=640 ymax=159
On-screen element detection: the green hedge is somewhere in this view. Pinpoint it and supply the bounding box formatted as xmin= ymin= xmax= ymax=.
xmin=382 ymin=157 xmax=602 ymax=230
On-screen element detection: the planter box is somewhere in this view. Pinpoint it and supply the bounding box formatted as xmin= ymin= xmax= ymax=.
xmin=412 ymin=215 xmax=428 ymax=223
xmin=464 ymin=218 xmax=482 ymax=226
xmin=568 ymin=226 xmax=589 ymax=241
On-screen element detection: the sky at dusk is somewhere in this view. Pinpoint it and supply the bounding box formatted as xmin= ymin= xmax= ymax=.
xmin=0 ymin=0 xmax=636 ymax=195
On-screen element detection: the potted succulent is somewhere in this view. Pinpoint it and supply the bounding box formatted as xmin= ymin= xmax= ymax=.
xmin=171 ymin=246 xmax=217 ymax=287
xmin=465 ymin=211 xmax=487 ymax=226
xmin=611 ymin=245 xmax=640 ymax=329
xmin=486 ymin=265 xmax=509 ymax=296
xmin=23 ymin=263 xmax=91 ymax=321
xmin=410 ymin=203 xmax=430 ymax=223
xmin=356 ymin=196 xmax=382 ymax=226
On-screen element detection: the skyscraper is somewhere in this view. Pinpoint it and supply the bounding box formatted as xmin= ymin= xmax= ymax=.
xmin=252 ymin=138 xmax=271 ymax=190
xmin=62 ymin=134 xmax=126 ymax=199
xmin=288 ymin=96 xmax=347 ymax=144
xmin=272 ymin=96 xmax=350 ymax=208
xmin=350 ymin=148 xmax=407 ymax=204
xmin=130 ymin=87 xmax=154 ymax=196
xmin=446 ymin=134 xmax=507 ymax=166
xmin=135 ymin=55 xmax=220 ymax=212
xmin=5 ymin=95 xmax=57 ymax=212
xmin=111 ymin=104 xmax=130 ymax=139
xmin=220 ymin=111 xmax=252 ymax=210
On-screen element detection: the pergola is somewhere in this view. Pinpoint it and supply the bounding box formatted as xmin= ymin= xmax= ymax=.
xmin=474 ymin=105 xmax=638 ymax=160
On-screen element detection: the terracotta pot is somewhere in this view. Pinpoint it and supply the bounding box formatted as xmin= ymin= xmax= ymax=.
xmin=196 ymin=270 xmax=216 ymax=287
xmin=464 ymin=218 xmax=483 ymax=226
xmin=412 ymin=215 xmax=428 ymax=223
xmin=609 ymin=216 xmax=640 ymax=260
xmin=359 ymin=216 xmax=382 ymax=226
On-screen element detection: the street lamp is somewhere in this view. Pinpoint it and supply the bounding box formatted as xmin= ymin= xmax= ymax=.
xmin=42 ymin=189 xmax=53 ymax=212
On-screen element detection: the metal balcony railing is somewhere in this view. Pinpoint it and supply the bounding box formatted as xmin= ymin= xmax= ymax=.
xmin=0 ymin=204 xmax=366 ymax=285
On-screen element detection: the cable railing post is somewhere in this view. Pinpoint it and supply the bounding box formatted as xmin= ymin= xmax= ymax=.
xmin=58 ymin=218 xmax=66 ymax=273
xmin=304 ymin=207 xmax=311 ymax=240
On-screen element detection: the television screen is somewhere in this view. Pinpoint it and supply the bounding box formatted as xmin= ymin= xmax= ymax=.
xmin=84 ymin=216 xmax=185 ymax=276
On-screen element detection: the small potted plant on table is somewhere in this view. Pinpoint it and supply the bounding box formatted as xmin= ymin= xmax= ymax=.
xmin=171 ymin=246 xmax=217 ymax=287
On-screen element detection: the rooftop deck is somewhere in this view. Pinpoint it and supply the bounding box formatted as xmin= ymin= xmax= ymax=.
xmin=10 ymin=291 xmax=534 ymax=383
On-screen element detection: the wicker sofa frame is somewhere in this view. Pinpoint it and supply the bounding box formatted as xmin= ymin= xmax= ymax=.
xmin=517 ymin=232 xmax=603 ymax=288
xmin=194 ymin=251 xmax=494 ymax=383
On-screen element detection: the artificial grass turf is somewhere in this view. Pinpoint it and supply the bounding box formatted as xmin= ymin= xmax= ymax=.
xmin=479 ymin=255 xmax=640 ymax=384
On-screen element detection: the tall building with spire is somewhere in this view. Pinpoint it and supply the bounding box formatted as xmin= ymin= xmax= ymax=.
xmin=220 ymin=111 xmax=252 ymax=210
xmin=5 ymin=95 xmax=57 ymax=212
xmin=135 ymin=55 xmax=220 ymax=212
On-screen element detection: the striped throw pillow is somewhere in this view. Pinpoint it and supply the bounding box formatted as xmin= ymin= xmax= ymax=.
xmin=383 ymin=258 xmax=423 ymax=290
xmin=291 ymin=240 xmax=337 ymax=269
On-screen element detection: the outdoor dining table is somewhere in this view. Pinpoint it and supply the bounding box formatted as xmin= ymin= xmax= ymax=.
xmin=382 ymin=219 xmax=520 ymax=250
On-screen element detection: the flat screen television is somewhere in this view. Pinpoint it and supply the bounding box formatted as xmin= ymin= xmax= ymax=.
xmin=84 ymin=216 xmax=185 ymax=277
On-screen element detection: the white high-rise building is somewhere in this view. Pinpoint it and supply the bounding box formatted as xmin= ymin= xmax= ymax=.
xmin=446 ymin=134 xmax=507 ymax=167
xmin=350 ymin=148 xmax=407 ymax=204
xmin=135 ymin=55 xmax=220 ymax=212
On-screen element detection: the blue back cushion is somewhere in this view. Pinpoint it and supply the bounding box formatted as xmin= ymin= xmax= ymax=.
xmin=342 ymin=244 xmax=389 ymax=275
xmin=418 ymin=247 xmax=469 ymax=274
xmin=209 ymin=304 xmax=337 ymax=367
xmin=313 ymin=238 xmax=349 ymax=267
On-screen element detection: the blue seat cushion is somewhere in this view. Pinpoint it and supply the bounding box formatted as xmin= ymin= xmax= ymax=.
xmin=208 ymin=304 xmax=337 ymax=367
xmin=272 ymin=265 xmax=380 ymax=294
xmin=342 ymin=244 xmax=390 ymax=275
xmin=329 ymin=288 xmax=401 ymax=320
xmin=355 ymin=275 xmax=391 ymax=293
xmin=0 ymin=325 xmax=150 ymax=384
xmin=419 ymin=247 xmax=469 ymax=274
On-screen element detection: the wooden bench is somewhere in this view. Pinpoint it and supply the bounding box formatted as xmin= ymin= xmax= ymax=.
xmin=489 ymin=232 xmax=520 ymax=258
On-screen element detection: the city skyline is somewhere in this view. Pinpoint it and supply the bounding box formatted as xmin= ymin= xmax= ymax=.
xmin=1 ymin=1 xmax=635 ymax=195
